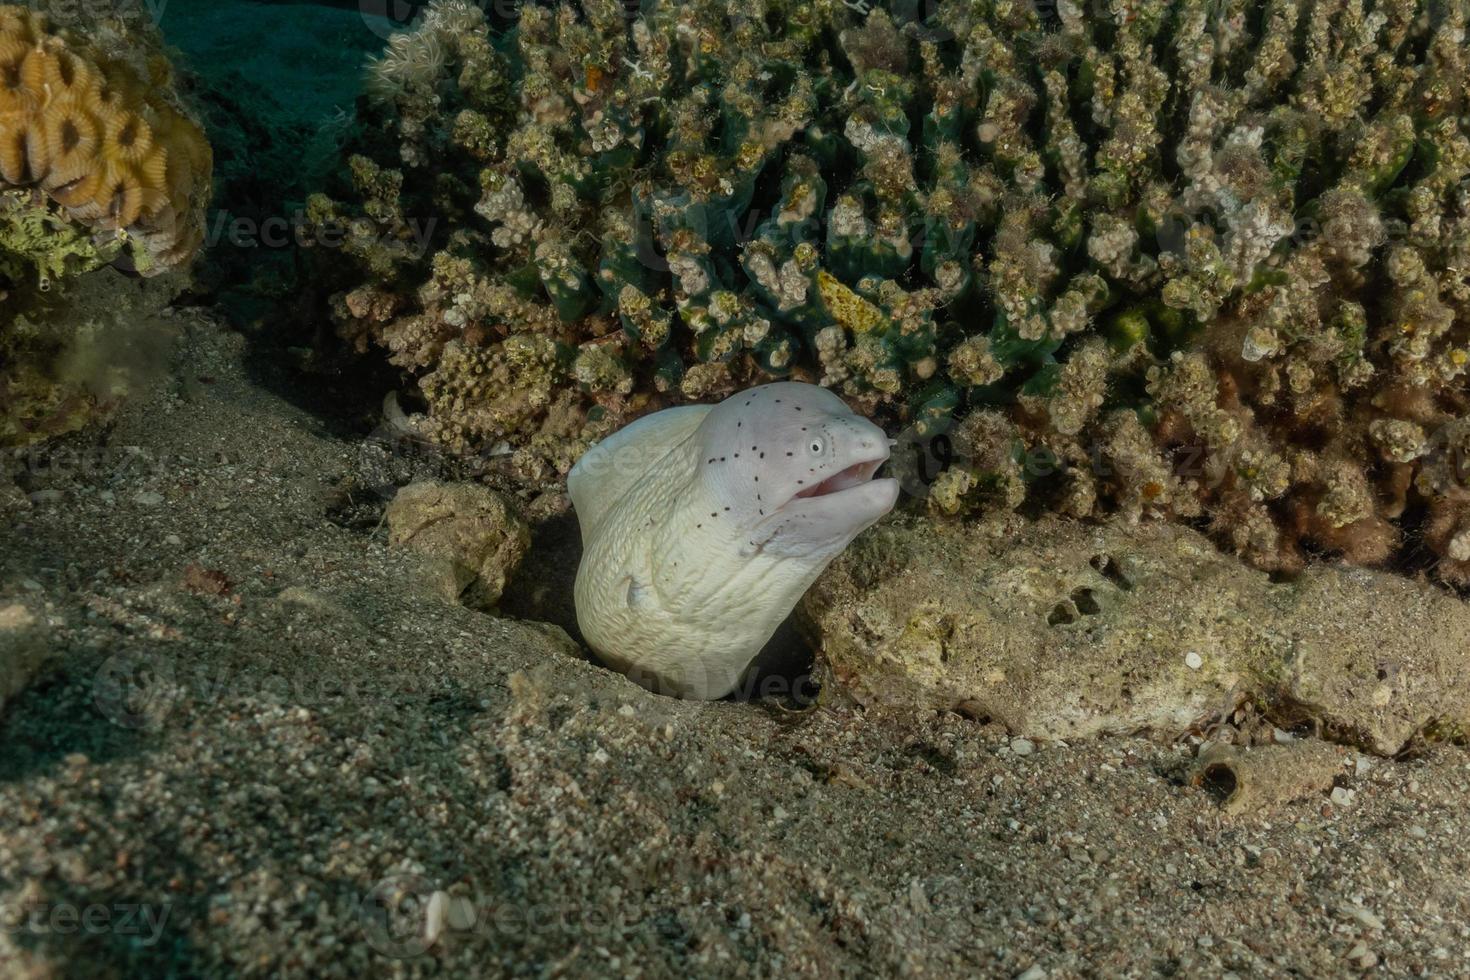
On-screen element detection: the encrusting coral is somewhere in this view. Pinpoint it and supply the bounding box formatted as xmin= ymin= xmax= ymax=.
xmin=312 ymin=0 xmax=1470 ymax=587
xmin=0 ymin=4 xmax=212 ymax=282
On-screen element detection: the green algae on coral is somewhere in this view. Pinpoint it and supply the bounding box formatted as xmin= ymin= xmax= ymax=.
xmin=0 ymin=191 xmax=128 ymax=290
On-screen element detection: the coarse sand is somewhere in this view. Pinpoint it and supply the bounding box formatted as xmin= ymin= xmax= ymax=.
xmin=3 ymin=317 xmax=1469 ymax=977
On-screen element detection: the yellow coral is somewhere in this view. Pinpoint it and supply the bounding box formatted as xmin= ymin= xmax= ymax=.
xmin=816 ymin=270 xmax=884 ymax=334
xmin=0 ymin=5 xmax=210 ymax=275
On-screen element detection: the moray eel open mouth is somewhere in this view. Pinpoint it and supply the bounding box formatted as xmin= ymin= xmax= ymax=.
xmin=790 ymin=455 xmax=889 ymax=502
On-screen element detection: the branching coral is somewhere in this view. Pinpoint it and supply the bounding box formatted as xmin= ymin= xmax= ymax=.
xmin=314 ymin=0 xmax=1470 ymax=587
xmin=0 ymin=4 xmax=212 ymax=279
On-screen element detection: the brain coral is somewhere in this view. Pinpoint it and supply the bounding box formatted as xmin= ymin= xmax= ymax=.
xmin=311 ymin=0 xmax=1470 ymax=588
xmin=0 ymin=4 xmax=211 ymax=278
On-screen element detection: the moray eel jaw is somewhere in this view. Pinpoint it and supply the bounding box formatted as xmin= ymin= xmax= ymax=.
xmin=792 ymin=455 xmax=887 ymax=500
xmin=767 ymin=472 xmax=899 ymax=553
xmin=749 ymin=428 xmax=898 ymax=559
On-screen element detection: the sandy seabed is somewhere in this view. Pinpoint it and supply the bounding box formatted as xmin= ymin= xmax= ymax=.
xmin=2 ymin=317 xmax=1470 ymax=977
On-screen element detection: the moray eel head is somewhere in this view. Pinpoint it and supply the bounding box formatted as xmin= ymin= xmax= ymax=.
xmin=698 ymin=382 xmax=899 ymax=558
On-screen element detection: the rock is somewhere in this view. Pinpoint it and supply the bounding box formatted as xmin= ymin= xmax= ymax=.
xmin=385 ymin=480 xmax=531 ymax=611
xmin=274 ymin=586 xmax=356 ymax=620
xmin=1339 ymin=904 xmax=1385 ymax=932
xmin=1190 ymin=741 xmax=1345 ymax=816
xmin=0 ymin=472 xmax=29 ymax=513
xmin=799 ymin=515 xmax=1470 ymax=755
xmin=1345 ymin=942 xmax=1378 ymax=969
xmin=0 ymin=602 xmax=54 ymax=721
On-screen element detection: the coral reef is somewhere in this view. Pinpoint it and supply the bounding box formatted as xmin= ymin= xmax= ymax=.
xmin=798 ymin=513 xmax=1470 ymax=756
xmin=0 ymin=5 xmax=212 ymax=280
xmin=314 ymin=0 xmax=1470 ymax=585
xmin=0 ymin=5 xmax=211 ymax=447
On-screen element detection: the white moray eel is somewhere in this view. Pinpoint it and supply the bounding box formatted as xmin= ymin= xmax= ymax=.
xmin=569 ymin=382 xmax=899 ymax=699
